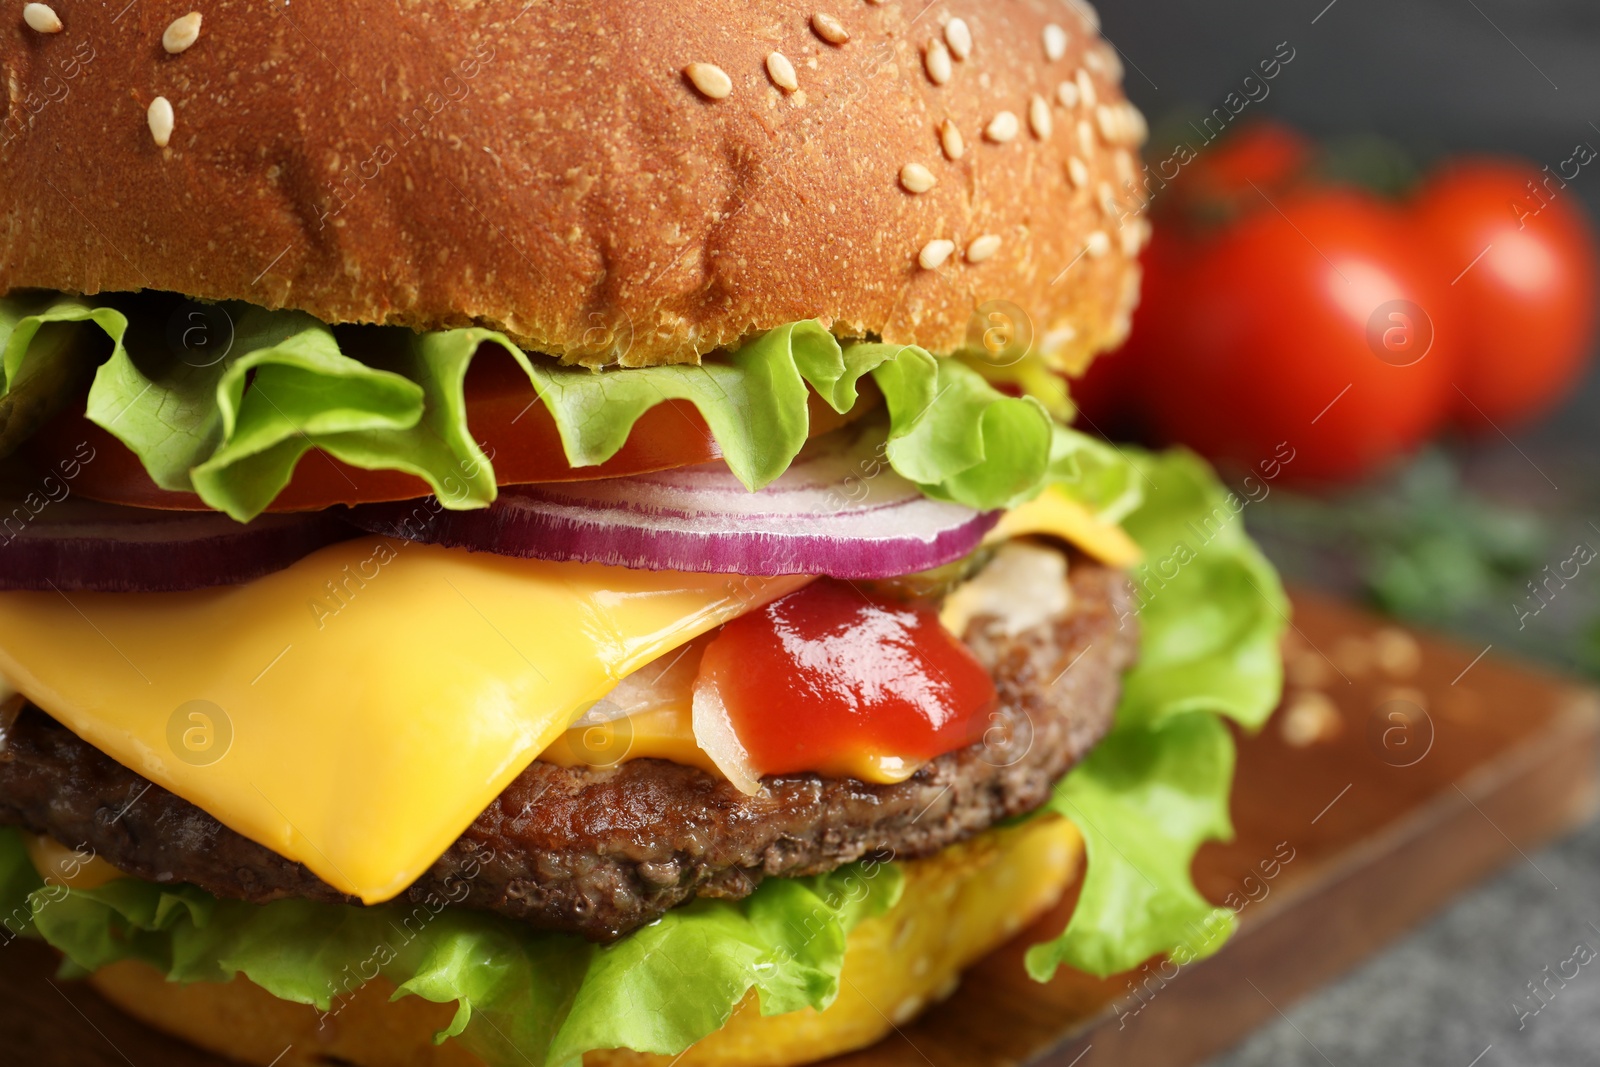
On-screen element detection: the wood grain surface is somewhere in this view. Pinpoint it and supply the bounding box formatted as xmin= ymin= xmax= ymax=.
xmin=1 ymin=589 xmax=1595 ymax=1067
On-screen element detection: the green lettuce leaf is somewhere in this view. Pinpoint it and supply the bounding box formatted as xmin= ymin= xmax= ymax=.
xmin=1025 ymin=448 xmax=1288 ymax=980
xmin=0 ymin=294 xmax=126 ymax=397
xmin=87 ymin=304 xmax=437 ymax=520
xmin=0 ymin=294 xmax=125 ymax=457
xmin=1028 ymin=712 xmax=1238 ymax=979
xmin=1045 ymin=426 xmax=1145 ymax=528
xmin=0 ymin=447 xmax=1283 ymax=1060
xmin=0 ymin=836 xmax=901 ymax=1067
xmin=0 ymin=293 xmax=1106 ymax=522
xmin=0 ymin=830 xmax=41 ymax=943
xmin=1114 ymin=449 xmax=1289 ymax=733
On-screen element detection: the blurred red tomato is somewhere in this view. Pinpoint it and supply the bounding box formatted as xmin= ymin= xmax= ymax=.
xmin=1413 ymin=158 xmax=1600 ymax=431
xmin=1069 ymin=228 xmax=1191 ymax=435
xmin=1074 ymin=122 xmax=1316 ymax=443
xmin=1142 ymin=189 xmax=1458 ymax=483
xmin=1064 ymin=340 xmax=1127 ymax=433
xmin=1162 ymin=120 xmax=1313 ymax=224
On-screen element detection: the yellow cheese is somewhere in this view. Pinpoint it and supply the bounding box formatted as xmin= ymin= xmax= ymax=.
xmin=541 ymin=708 xmax=918 ymax=784
xmin=991 ymin=486 xmax=1143 ymax=567
xmin=0 ymin=538 xmax=807 ymax=904
xmin=24 ymin=833 xmax=127 ymax=891
xmin=0 ymin=487 xmax=1130 ymax=905
xmin=540 ymin=704 xmax=722 ymax=776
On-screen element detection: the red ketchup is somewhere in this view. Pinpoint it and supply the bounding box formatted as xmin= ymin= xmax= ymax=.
xmin=695 ymin=579 xmax=996 ymax=779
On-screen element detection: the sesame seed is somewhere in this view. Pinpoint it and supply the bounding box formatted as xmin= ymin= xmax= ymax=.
xmin=1072 ymin=0 xmax=1102 ymax=33
xmin=944 ymin=17 xmax=972 ymax=60
xmin=1085 ymin=230 xmax=1112 ymax=259
xmin=1075 ymin=69 xmax=1097 ymax=110
xmin=1115 ymin=149 xmax=1136 ymax=185
xmin=1076 ymin=118 xmax=1096 ymax=155
xmin=1044 ymin=324 xmax=1079 ymax=350
xmin=1108 ymin=311 xmax=1132 ymax=347
xmin=766 ymin=51 xmax=798 ymax=91
xmin=966 ymin=234 xmax=1002 ymax=262
xmin=924 ymin=39 xmax=952 ymax=85
xmin=918 ymin=238 xmax=956 ymax=269
xmin=22 ymin=2 xmax=61 ymax=33
xmin=1097 ymin=181 xmax=1118 ymax=216
xmin=939 ymin=118 xmax=965 ymax=160
xmin=1084 ymin=48 xmax=1106 ymax=73
xmin=1125 ymin=103 xmax=1149 ymax=145
xmin=1100 ymin=109 xmax=1122 ymax=146
xmin=900 ymin=162 xmax=937 ymax=194
xmin=1056 ymin=80 xmax=1079 ymax=109
xmin=892 ymin=996 xmax=925 ymax=1025
xmin=1067 ymin=156 xmax=1089 ymax=188
xmin=1043 ymin=23 xmax=1068 ymax=61
xmin=147 ymin=96 xmax=175 ymax=148
xmin=1028 ymin=94 xmax=1052 ymax=139
xmin=1098 ymin=44 xmax=1124 ymax=81
xmin=984 ymin=111 xmax=1018 ymax=143
xmin=1095 ymin=104 xmax=1120 ymax=143
xmin=1122 ymin=218 xmax=1149 ymax=257
xmin=812 ymin=11 xmax=850 ymax=45
xmin=685 ymin=63 xmax=733 ymax=99
xmin=162 ymin=11 xmax=202 ymax=54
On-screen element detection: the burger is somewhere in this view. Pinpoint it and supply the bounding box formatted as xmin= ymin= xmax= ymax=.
xmin=0 ymin=2 xmax=1288 ymax=1066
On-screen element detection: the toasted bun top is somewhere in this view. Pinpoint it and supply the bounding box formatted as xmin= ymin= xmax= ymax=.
xmin=0 ymin=0 xmax=1147 ymax=368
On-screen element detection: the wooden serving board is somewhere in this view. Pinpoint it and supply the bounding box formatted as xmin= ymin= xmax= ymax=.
xmin=2 ymin=590 xmax=1596 ymax=1067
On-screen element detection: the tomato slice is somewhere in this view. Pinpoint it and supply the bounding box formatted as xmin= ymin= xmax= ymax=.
xmin=25 ymin=352 xmax=872 ymax=512
xmin=695 ymin=580 xmax=996 ymax=780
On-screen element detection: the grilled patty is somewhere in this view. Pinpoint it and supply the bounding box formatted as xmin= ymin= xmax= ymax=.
xmin=0 ymin=556 xmax=1135 ymax=942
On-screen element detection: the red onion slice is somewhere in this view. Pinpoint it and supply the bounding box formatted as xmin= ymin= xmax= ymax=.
xmin=0 ymin=496 xmax=356 ymax=592
xmin=348 ymin=423 xmax=999 ymax=578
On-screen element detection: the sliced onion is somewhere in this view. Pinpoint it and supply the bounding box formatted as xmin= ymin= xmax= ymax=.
xmin=0 ymin=496 xmax=355 ymax=592
xmin=691 ymin=671 xmax=763 ymax=796
xmin=578 ymin=635 xmax=709 ymax=726
xmin=347 ymin=423 xmax=999 ymax=578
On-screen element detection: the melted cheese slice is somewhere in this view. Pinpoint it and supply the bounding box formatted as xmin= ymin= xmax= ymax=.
xmin=992 ymin=486 xmax=1143 ymax=566
xmin=0 ymin=538 xmax=807 ymax=904
xmin=540 ymin=704 xmax=722 ymax=776
xmin=0 ymin=487 xmax=1131 ymax=906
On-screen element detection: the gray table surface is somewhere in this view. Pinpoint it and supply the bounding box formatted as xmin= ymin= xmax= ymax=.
xmin=1215 ymin=820 xmax=1600 ymax=1067
xmin=1100 ymin=2 xmax=1600 ymax=1064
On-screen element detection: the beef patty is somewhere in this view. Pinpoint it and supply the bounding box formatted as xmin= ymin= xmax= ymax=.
xmin=0 ymin=557 xmax=1135 ymax=942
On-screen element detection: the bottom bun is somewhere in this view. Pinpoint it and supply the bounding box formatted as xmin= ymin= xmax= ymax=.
xmin=90 ymin=817 xmax=1083 ymax=1067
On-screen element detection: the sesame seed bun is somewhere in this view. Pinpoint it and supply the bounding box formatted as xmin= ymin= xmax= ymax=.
xmin=0 ymin=1 xmax=1146 ymax=369
xmin=87 ymin=818 xmax=1082 ymax=1067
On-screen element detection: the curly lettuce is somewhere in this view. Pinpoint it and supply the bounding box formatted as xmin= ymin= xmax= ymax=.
xmin=0 ymin=832 xmax=901 ymax=1067
xmin=0 ymin=449 xmax=1284 ymax=1064
xmin=0 ymin=293 xmax=1109 ymax=523
xmin=1027 ymin=448 xmax=1288 ymax=979
xmin=0 ymin=292 xmax=126 ymax=457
